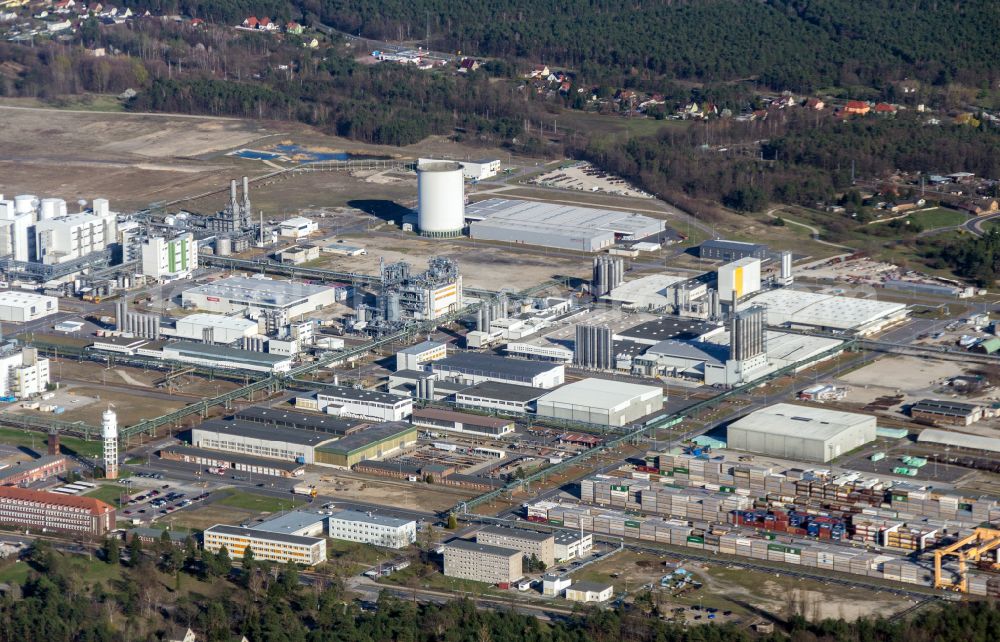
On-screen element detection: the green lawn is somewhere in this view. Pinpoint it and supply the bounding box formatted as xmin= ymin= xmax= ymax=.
xmin=0 ymin=426 xmax=102 ymax=458
xmin=326 ymin=539 xmax=387 ymax=565
xmin=84 ymin=484 xmax=131 ymax=507
xmin=907 ymin=207 xmax=967 ymax=229
xmin=380 ymin=563 xmax=502 ymax=596
xmin=0 ymin=561 xmax=31 ymax=585
xmin=213 ymin=490 xmax=304 ymax=513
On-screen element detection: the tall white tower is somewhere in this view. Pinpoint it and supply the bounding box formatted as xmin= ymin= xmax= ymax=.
xmin=102 ymin=407 xmax=119 ymax=480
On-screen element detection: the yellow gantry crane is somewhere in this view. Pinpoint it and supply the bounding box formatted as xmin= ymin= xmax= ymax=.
xmin=934 ymin=527 xmax=1000 ymax=592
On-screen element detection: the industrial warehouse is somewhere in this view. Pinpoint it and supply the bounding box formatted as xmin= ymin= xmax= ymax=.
xmin=181 ymin=276 xmax=337 ymax=319
xmin=465 ymin=198 xmax=665 ymax=251
xmin=727 ymin=403 xmax=878 ymax=462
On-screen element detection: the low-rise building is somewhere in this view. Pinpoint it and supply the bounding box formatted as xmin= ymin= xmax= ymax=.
xmin=410 ymin=407 xmax=515 ymax=437
xmin=0 ymin=291 xmax=58 ymax=323
xmin=431 ymin=352 xmax=564 ymax=389
xmin=535 ymin=378 xmax=663 ymax=427
xmin=313 ymin=422 xmax=418 ymax=468
xmin=0 ymin=487 xmax=115 ymax=536
xmin=278 ymin=244 xmax=320 ymax=265
xmin=159 ymin=445 xmax=307 ymax=478
xmin=396 ymin=340 xmax=448 ymax=371
xmin=172 ymin=314 xmax=259 ymax=345
xmin=565 ymin=581 xmax=614 ymax=603
xmin=190 ymin=420 xmax=338 ymax=465
xmin=443 ymin=539 xmax=522 ymax=585
xmin=327 ymin=509 xmax=417 ymax=548
xmin=0 ymin=455 xmax=67 ymax=486
xmin=553 ymin=531 xmax=593 ymax=561
xmin=454 ymin=381 xmax=544 ymax=415
xmin=316 ymin=386 xmax=413 ymax=421
xmin=278 ymin=216 xmax=318 ymax=238
xmin=161 ymin=341 xmax=293 ymax=373
xmin=250 ymin=511 xmax=327 ymax=537
xmin=476 ymin=525 xmax=555 ymax=567
xmin=542 ymin=573 xmax=572 ymax=596
xmin=203 ymin=524 xmax=327 ymax=566
xmin=910 ymin=399 xmax=984 ymax=426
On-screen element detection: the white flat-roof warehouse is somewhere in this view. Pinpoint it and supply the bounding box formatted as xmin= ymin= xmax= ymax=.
xmin=536 ymin=378 xmax=663 ymax=427
xmin=0 ymin=291 xmax=59 ymax=323
xmin=605 ymin=274 xmax=693 ymax=308
xmin=182 ymin=276 xmax=335 ymax=319
xmin=466 ymin=198 xmax=665 ymax=252
xmin=745 ymin=289 xmax=908 ymax=335
xmin=727 ymin=403 xmax=877 ymax=462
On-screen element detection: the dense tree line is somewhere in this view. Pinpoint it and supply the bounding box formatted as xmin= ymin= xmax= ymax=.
xmin=923 ymin=229 xmax=1000 ymax=286
xmin=574 ymin=110 xmax=1000 ymax=212
xmin=2 ymin=539 xmax=1000 ymax=641
xmin=283 ymin=0 xmax=1000 ymax=91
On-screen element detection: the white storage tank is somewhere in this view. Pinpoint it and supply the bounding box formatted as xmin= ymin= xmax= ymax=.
xmin=14 ymin=195 xmax=37 ymax=216
xmin=417 ymin=161 xmax=464 ymax=238
xmin=38 ymin=198 xmax=66 ymax=220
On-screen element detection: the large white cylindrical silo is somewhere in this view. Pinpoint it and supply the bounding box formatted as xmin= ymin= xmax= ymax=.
xmin=417 ymin=161 xmax=465 ymax=237
xmin=39 ymin=198 xmax=65 ymax=221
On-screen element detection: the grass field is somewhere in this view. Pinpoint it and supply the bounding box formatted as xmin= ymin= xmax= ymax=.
xmin=84 ymin=484 xmax=131 ymax=507
xmin=213 ymin=490 xmax=304 ymax=513
xmin=907 ymin=207 xmax=967 ymax=229
xmin=0 ymin=561 xmax=31 ymax=585
xmin=0 ymin=426 xmax=103 ymax=458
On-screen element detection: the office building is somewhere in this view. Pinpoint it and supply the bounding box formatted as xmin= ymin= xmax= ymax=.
xmin=141 ymin=232 xmax=197 ymax=281
xmin=327 ymin=509 xmax=417 ymax=548
xmin=535 ymin=378 xmax=663 ymax=427
xmin=0 ymin=487 xmax=115 ymax=536
xmin=574 ymin=324 xmax=614 ymax=369
xmin=442 ymin=539 xmax=522 ymax=585
xmin=727 ymin=403 xmax=877 ymax=462
xmin=315 ymin=386 xmax=413 ymax=421
xmin=476 ymin=526 xmax=555 ymax=567
xmin=431 ymin=352 xmax=564 ymax=389
xmin=0 ymin=291 xmax=58 ymax=323
xmin=396 ymin=340 xmax=448 ymax=371
xmin=553 ymin=531 xmax=593 ymax=561
xmin=203 ymin=524 xmax=327 ymax=566
xmin=250 ymin=511 xmax=328 ymax=537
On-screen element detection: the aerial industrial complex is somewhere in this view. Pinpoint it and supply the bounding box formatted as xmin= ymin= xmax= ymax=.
xmin=1 ymin=146 xmax=999 ymax=631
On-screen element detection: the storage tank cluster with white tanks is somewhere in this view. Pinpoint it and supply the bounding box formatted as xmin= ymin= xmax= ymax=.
xmin=416 ymin=161 xmax=465 ymax=238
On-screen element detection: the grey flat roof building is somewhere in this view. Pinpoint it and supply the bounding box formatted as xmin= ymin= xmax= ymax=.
xmin=183 ymin=276 xmax=331 ymax=309
xmin=698 ymin=239 xmax=769 ymax=261
xmin=191 ymin=420 xmax=338 ymax=447
xmin=432 ymin=352 xmax=564 ymax=388
xmin=445 ymin=538 xmax=522 ymax=557
xmin=205 ymin=524 xmax=322 ymax=547
xmin=330 ymin=509 xmax=413 ymax=529
xmin=616 ymin=317 xmax=724 ymax=345
xmin=455 ymin=381 xmax=545 ymax=403
xmin=478 ymin=525 xmax=553 ymax=542
xmin=160 ymin=444 xmax=307 ymax=473
xmin=316 ymin=385 xmax=411 ymax=406
xmin=250 ymin=511 xmax=327 ymax=536
xmin=466 ymin=198 xmax=664 ymax=252
xmin=727 ymin=403 xmax=877 ymax=462
xmin=233 ymin=406 xmax=363 ymax=435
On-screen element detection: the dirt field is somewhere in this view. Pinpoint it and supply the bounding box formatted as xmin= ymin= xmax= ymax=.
xmin=838 ymin=355 xmax=965 ymax=405
xmin=305 ymin=470 xmax=474 ymax=513
xmin=1 ymin=382 xmax=186 ymax=426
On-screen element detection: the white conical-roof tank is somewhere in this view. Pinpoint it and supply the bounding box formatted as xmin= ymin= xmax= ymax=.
xmin=14 ymin=195 xmax=37 ymax=215
xmin=417 ymin=161 xmax=465 ymax=238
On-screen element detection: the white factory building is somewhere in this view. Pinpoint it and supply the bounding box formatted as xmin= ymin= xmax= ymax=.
xmin=315 ymin=386 xmax=414 ymax=422
xmin=0 ymin=347 xmax=50 ymax=399
xmin=417 ymin=158 xmax=501 ymax=181
xmin=535 ymin=378 xmax=663 ymax=427
xmin=278 ymin=216 xmax=318 ymax=238
xmin=141 ymin=233 xmax=197 ymax=281
xmin=466 ymin=198 xmax=665 ymax=252
xmin=327 ymin=509 xmax=417 ymax=549
xmin=745 ymin=289 xmax=908 ymax=335
xmin=717 ymin=257 xmax=761 ymax=302
xmin=395 ymin=340 xmax=448 ymax=371
xmin=170 ymin=313 xmax=259 ymax=344
xmin=34 ymin=203 xmax=116 ymax=265
xmin=605 ymin=274 xmax=702 ymax=308
xmin=181 ymin=276 xmax=336 ymax=320
xmin=0 ymin=291 xmax=59 ymax=322
xmin=727 ymin=403 xmax=877 ymax=462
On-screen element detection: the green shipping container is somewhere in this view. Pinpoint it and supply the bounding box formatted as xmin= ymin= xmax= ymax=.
xmin=625 ymin=520 xmax=641 ymax=528
xmin=674 ymin=467 xmax=690 ymax=474
xmin=764 ymin=533 xmax=777 ymax=540
xmin=686 ymin=536 xmax=705 ymax=544
xmin=892 ymin=494 xmax=908 ymax=502
xmin=548 ymin=519 xmax=563 ymax=526
xmin=719 ymin=486 xmax=735 ymax=493
xmin=767 ymin=544 xmax=787 ymax=553
xmin=959 ymin=503 xmax=973 ymax=511
xmin=870 ymin=452 xmax=885 ymax=462
xmin=661 ymin=470 xmax=674 ymax=477
xmin=611 ymin=485 xmax=629 ymax=492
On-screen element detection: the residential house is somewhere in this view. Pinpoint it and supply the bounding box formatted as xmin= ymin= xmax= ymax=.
xmin=888 ymin=198 xmax=925 ymax=213
xmin=286 ymin=21 xmax=303 ymax=34
xmin=773 ymin=95 xmax=796 ymax=108
xmin=525 ymin=64 xmax=549 ymax=79
xmin=259 ymin=17 xmax=277 ymax=31
xmin=875 ymin=103 xmax=897 ymax=115
xmin=242 ymin=16 xmax=258 ymax=28
xmin=189 ymin=17 xmax=204 ymax=27
xmin=458 ymin=58 xmax=480 ymax=73
xmin=958 ymin=198 xmax=1000 ymax=216
xmin=166 ymin=628 xmax=196 ymax=642
xmin=558 ymin=80 xmax=571 ymax=94
xmin=806 ymin=98 xmax=825 ymax=110
xmin=844 ymin=100 xmax=870 ymax=115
